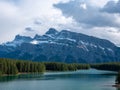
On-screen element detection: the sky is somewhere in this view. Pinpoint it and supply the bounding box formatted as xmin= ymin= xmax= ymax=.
xmin=0 ymin=0 xmax=120 ymax=46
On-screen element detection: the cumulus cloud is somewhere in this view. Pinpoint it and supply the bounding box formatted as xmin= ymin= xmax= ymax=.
xmin=54 ymin=0 xmax=120 ymax=46
xmin=54 ymin=0 xmax=120 ymax=28
xmin=80 ymin=3 xmax=87 ymax=10
xmin=101 ymin=0 xmax=120 ymax=13
xmin=0 ymin=1 xmax=25 ymax=43
xmin=83 ymin=27 xmax=120 ymax=46
xmin=0 ymin=0 xmax=73 ymax=43
xmin=0 ymin=0 xmax=120 ymax=46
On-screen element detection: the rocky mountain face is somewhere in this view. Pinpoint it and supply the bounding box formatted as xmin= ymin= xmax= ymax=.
xmin=0 ymin=28 xmax=120 ymax=63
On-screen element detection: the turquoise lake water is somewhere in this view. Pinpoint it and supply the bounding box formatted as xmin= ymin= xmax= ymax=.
xmin=0 ymin=69 xmax=119 ymax=90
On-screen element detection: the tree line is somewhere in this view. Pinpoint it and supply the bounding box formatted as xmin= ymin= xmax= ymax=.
xmin=0 ymin=58 xmax=45 ymax=76
xmin=44 ymin=62 xmax=90 ymax=71
xmin=91 ymin=62 xmax=120 ymax=72
xmin=0 ymin=58 xmax=90 ymax=76
xmin=1 ymin=58 xmax=120 ymax=76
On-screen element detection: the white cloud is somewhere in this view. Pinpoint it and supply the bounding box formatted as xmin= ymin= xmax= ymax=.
xmin=0 ymin=1 xmax=25 ymax=43
xmin=80 ymin=3 xmax=87 ymax=10
xmin=0 ymin=0 xmax=120 ymax=47
xmin=87 ymin=0 xmax=110 ymax=7
xmin=55 ymin=0 xmax=120 ymax=28
xmin=0 ymin=0 xmax=73 ymax=43
xmin=86 ymin=0 xmax=118 ymax=7
xmin=87 ymin=27 xmax=120 ymax=46
xmin=19 ymin=0 xmax=74 ymax=35
xmin=54 ymin=0 xmax=120 ymax=46
xmin=101 ymin=0 xmax=120 ymax=14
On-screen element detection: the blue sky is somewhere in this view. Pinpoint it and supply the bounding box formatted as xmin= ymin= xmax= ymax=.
xmin=0 ymin=0 xmax=120 ymax=46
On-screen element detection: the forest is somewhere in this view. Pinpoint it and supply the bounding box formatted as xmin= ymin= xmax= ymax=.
xmin=0 ymin=58 xmax=45 ymax=76
xmin=91 ymin=63 xmax=120 ymax=71
xmin=0 ymin=58 xmax=90 ymax=76
xmin=1 ymin=58 xmax=120 ymax=76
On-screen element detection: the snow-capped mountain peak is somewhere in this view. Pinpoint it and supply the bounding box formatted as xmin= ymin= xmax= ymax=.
xmin=0 ymin=28 xmax=120 ymax=63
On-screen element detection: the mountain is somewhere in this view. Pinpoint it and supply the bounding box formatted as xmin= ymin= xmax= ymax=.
xmin=0 ymin=28 xmax=120 ymax=63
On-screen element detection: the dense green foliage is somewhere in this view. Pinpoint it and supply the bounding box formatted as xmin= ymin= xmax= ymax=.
xmin=116 ymin=72 xmax=120 ymax=84
xmin=0 ymin=58 xmax=90 ymax=76
xmin=0 ymin=58 xmax=45 ymax=75
xmin=75 ymin=64 xmax=90 ymax=70
xmin=0 ymin=71 xmax=2 ymax=76
xmin=1 ymin=58 xmax=120 ymax=77
xmin=44 ymin=62 xmax=90 ymax=71
xmin=91 ymin=63 xmax=120 ymax=71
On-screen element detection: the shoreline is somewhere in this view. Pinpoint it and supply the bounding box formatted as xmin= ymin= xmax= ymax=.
xmin=112 ymin=84 xmax=120 ymax=88
xmin=0 ymin=68 xmax=116 ymax=77
xmin=0 ymin=69 xmax=89 ymax=77
xmin=0 ymin=72 xmax=45 ymax=77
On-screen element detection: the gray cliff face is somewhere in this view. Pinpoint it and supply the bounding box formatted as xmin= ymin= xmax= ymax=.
xmin=0 ymin=28 xmax=120 ymax=63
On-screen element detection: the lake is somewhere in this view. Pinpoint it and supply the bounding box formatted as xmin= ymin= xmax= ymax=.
xmin=0 ymin=69 xmax=118 ymax=90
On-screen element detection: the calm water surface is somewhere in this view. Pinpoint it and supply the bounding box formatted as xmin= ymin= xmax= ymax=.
xmin=0 ymin=69 xmax=119 ymax=90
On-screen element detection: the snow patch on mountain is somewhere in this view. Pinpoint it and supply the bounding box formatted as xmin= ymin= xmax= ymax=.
xmin=30 ymin=40 xmax=39 ymax=44
xmin=99 ymin=46 xmax=105 ymax=50
xmin=107 ymin=48 xmax=114 ymax=52
xmin=57 ymin=37 xmax=76 ymax=42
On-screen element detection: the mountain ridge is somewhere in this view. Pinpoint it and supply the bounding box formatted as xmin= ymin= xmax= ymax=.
xmin=0 ymin=28 xmax=120 ymax=63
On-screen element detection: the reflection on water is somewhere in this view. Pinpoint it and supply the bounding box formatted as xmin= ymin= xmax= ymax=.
xmin=0 ymin=69 xmax=118 ymax=90
xmin=0 ymin=74 xmax=44 ymax=82
xmin=0 ymin=71 xmax=116 ymax=82
xmin=117 ymin=88 xmax=120 ymax=90
xmin=0 ymin=76 xmax=17 ymax=82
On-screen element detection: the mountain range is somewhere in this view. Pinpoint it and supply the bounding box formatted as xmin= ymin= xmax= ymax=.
xmin=0 ymin=28 xmax=120 ymax=63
